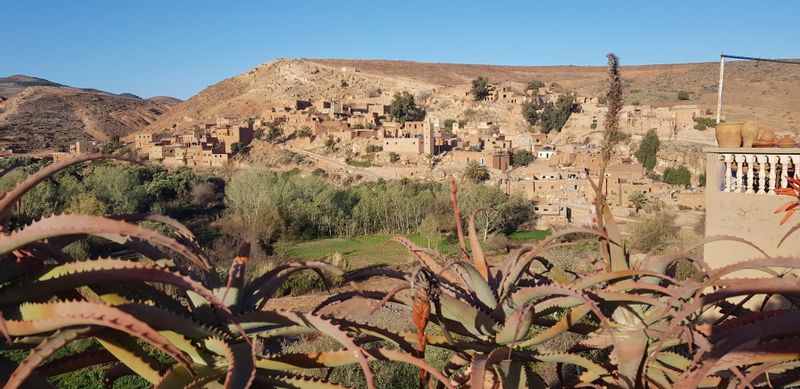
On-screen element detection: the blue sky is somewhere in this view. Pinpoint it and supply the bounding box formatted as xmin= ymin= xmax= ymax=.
xmin=3 ymin=0 xmax=798 ymax=99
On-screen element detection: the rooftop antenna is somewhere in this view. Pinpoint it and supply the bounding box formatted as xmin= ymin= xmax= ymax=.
xmin=716 ymin=54 xmax=800 ymax=124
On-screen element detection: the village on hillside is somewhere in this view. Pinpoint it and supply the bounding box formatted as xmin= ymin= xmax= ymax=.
xmin=33 ymin=66 xmax=716 ymax=231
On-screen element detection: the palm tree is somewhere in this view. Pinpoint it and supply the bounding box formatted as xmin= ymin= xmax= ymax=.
xmin=628 ymin=190 xmax=648 ymax=214
xmin=463 ymin=160 xmax=490 ymax=182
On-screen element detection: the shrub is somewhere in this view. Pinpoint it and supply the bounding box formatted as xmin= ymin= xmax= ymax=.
xmin=389 ymin=92 xmax=425 ymax=123
xmin=540 ymin=94 xmax=575 ymax=134
xmin=511 ymin=150 xmax=534 ymax=166
xmin=521 ymin=100 xmax=539 ymax=126
xmin=366 ymin=144 xmax=383 ymax=153
xmin=297 ymin=126 xmax=313 ymax=138
xmin=470 ymin=76 xmax=490 ymax=100
xmin=527 ymin=79 xmax=545 ymax=92
xmin=677 ymin=90 xmax=691 ymax=100
xmin=590 ymin=122 xmax=598 ymax=129
xmin=389 ymin=152 xmax=400 ymax=163
xmin=629 ymin=209 xmax=680 ymax=254
xmin=634 ymin=129 xmax=660 ymax=171
xmin=663 ymin=165 xmax=692 ymax=187
xmin=443 ymin=119 xmax=457 ymax=132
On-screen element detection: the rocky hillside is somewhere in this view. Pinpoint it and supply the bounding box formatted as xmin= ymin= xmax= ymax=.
xmin=0 ymin=76 xmax=181 ymax=152
xmin=142 ymin=58 xmax=800 ymax=137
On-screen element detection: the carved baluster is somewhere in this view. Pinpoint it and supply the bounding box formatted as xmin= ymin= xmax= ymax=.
xmin=792 ymin=155 xmax=800 ymax=182
xmin=744 ymin=154 xmax=755 ymax=193
xmin=735 ymin=154 xmax=745 ymax=193
xmin=780 ymin=155 xmax=790 ymax=189
xmin=723 ymin=154 xmax=734 ymax=192
xmin=768 ymin=155 xmax=779 ymax=194
xmin=757 ymin=154 xmax=767 ymax=194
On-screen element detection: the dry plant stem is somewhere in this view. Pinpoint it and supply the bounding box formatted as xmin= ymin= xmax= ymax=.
xmin=450 ymin=181 xmax=467 ymax=253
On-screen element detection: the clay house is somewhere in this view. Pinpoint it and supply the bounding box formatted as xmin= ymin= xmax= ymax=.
xmin=69 ymin=140 xmax=101 ymax=155
xmin=531 ymin=203 xmax=570 ymax=230
xmin=537 ymin=146 xmax=557 ymax=160
xmin=382 ymin=120 xmax=435 ymax=154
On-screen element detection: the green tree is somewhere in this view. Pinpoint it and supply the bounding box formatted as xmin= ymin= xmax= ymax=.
xmin=463 ymin=160 xmax=490 ymax=183
xmin=266 ymin=126 xmax=284 ymax=143
xmin=389 ymin=152 xmax=400 ymax=163
xmin=471 ymin=76 xmax=490 ymax=101
xmin=388 ymin=92 xmax=425 ymax=123
xmin=66 ymin=193 xmax=108 ymax=215
xmin=677 ymin=90 xmax=691 ymax=100
xmin=698 ymin=173 xmax=706 ymax=187
xmin=539 ymin=94 xmax=575 ymax=134
xmin=418 ymin=214 xmax=442 ymax=249
xmin=663 ymin=165 xmax=692 ymax=187
xmin=521 ymin=100 xmax=539 ymax=126
xmin=634 ymin=129 xmax=660 ymax=171
xmin=527 ymin=80 xmax=545 ymax=92
xmin=627 ymin=190 xmax=647 ymax=214
xmin=443 ymin=119 xmax=457 ymax=133
xmin=325 ymin=135 xmax=337 ymax=151
xmin=297 ymin=126 xmax=312 ymax=138
xmin=511 ymin=150 xmax=534 ymax=167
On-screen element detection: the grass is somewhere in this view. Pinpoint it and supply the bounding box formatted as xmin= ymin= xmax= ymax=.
xmin=346 ymin=160 xmax=372 ymax=168
xmin=509 ymin=229 xmax=551 ymax=241
xmin=275 ymin=234 xmax=457 ymax=270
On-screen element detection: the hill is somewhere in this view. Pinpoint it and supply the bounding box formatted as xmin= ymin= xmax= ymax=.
xmin=140 ymin=58 xmax=800 ymax=136
xmin=0 ymin=75 xmax=182 ymax=152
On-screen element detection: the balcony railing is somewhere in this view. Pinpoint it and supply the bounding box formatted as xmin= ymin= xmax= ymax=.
xmin=710 ymin=148 xmax=800 ymax=194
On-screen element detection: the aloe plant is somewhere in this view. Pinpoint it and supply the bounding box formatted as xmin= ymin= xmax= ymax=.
xmin=0 ymin=155 xmax=449 ymax=389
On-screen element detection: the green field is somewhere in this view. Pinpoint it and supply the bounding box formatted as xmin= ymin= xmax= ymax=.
xmin=346 ymin=160 xmax=372 ymax=167
xmin=275 ymin=234 xmax=456 ymax=269
xmin=276 ymin=230 xmax=550 ymax=270
xmin=509 ymin=229 xmax=551 ymax=241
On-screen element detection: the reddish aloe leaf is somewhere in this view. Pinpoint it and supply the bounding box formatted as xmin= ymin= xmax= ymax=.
xmin=203 ymin=337 xmax=255 ymax=389
xmin=36 ymin=349 xmax=116 ymax=377
xmin=242 ymin=260 xmax=342 ymax=311
xmin=0 ymin=214 xmax=209 ymax=271
xmin=0 ymin=259 xmax=227 ymax=317
xmin=386 ymin=236 xmax=445 ymax=275
xmin=6 ymin=301 xmax=193 ymax=376
xmin=6 ymin=327 xmax=92 ymax=388
xmin=467 ymin=208 xmax=492 ymax=281
xmin=470 ymin=347 xmax=510 ymax=389
xmin=450 ymin=181 xmax=467 ymax=253
xmin=253 ymin=372 xmax=354 ymax=388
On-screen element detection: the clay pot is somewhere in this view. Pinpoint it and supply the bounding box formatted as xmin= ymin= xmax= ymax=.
xmin=715 ymin=122 xmax=743 ymax=148
xmin=740 ymin=121 xmax=760 ymax=148
xmin=777 ymin=135 xmax=797 ymax=148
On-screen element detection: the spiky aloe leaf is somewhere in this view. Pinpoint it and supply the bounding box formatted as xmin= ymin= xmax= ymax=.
xmin=535 ymin=352 xmax=615 ymax=385
xmin=5 ymin=327 xmax=92 ymax=388
xmin=103 ymin=363 xmax=136 ymax=388
xmin=94 ymin=330 xmax=167 ymax=384
xmin=467 ymin=208 xmax=491 ymax=281
xmin=0 ymin=215 xmax=209 ymax=270
xmin=203 ymin=337 xmax=255 ymax=389
xmin=519 ymin=305 xmax=592 ymax=349
xmin=234 ymin=310 xmax=375 ymax=389
xmin=242 ymin=261 xmax=342 ymax=311
xmin=155 ymin=364 xmax=222 ymax=389
xmin=495 ymin=304 xmax=532 ymax=346
xmin=0 ymin=259 xmax=223 ymax=311
xmin=253 ymin=372 xmax=354 ymax=388
xmin=36 ymin=349 xmax=116 ymax=378
xmin=494 ymin=360 xmax=546 ymax=389
xmin=450 ymin=261 xmax=497 ymax=310
xmin=0 ymin=354 xmax=53 ymax=389
xmin=362 ymin=347 xmax=457 ymax=389
xmin=256 ymin=350 xmax=357 ymax=370
xmin=387 ymin=236 xmax=445 ymax=275
xmin=470 ymin=347 xmax=511 ymax=389
xmin=6 ymin=301 xmax=192 ymax=379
